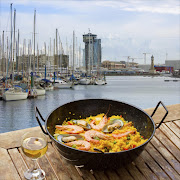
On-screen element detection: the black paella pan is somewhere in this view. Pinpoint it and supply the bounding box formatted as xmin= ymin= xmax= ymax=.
xmin=35 ymin=99 xmax=168 ymax=170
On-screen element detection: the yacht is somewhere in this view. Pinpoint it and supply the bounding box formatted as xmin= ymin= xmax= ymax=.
xmin=2 ymin=87 xmax=28 ymax=101
xmin=79 ymin=78 xmax=91 ymax=85
xmin=53 ymin=78 xmax=74 ymax=89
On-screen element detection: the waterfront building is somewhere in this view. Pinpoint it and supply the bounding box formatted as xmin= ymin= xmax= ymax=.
xmin=165 ymin=60 xmax=180 ymax=70
xmin=154 ymin=65 xmax=174 ymax=73
xmin=102 ymin=61 xmax=126 ymax=70
xmin=83 ymin=33 xmax=101 ymax=74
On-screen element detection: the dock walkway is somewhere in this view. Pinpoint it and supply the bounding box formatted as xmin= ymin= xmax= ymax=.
xmin=0 ymin=104 xmax=180 ymax=180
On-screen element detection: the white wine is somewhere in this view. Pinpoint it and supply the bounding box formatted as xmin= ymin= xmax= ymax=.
xmin=22 ymin=137 xmax=47 ymax=159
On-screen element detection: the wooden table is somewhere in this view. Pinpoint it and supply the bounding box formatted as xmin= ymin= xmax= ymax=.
xmin=0 ymin=104 xmax=180 ymax=180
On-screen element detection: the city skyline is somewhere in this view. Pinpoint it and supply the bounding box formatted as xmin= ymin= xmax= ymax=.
xmin=0 ymin=0 xmax=179 ymax=64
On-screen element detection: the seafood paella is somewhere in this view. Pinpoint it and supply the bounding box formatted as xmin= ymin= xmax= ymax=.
xmin=54 ymin=113 xmax=147 ymax=153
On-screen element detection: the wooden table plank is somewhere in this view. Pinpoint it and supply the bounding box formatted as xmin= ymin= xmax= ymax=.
xmin=38 ymin=154 xmax=59 ymax=180
xmin=139 ymin=149 xmax=170 ymax=180
xmin=45 ymin=143 xmax=72 ymax=180
xmin=146 ymin=143 xmax=180 ymax=180
xmin=159 ymin=123 xmax=180 ymax=149
xmin=130 ymin=152 xmax=158 ymax=180
xmin=0 ymin=126 xmax=51 ymax=149
xmin=105 ymin=170 xmax=120 ymax=180
xmin=145 ymin=104 xmax=180 ymax=123
xmin=125 ymin=162 xmax=146 ymax=180
xmin=154 ymin=128 xmax=180 ymax=161
xmin=8 ymin=148 xmax=28 ymax=180
xmin=93 ymin=171 xmax=109 ymax=180
xmin=173 ymin=120 xmax=180 ymax=128
xmin=0 ymin=147 xmax=21 ymax=180
xmin=80 ymin=168 xmax=96 ymax=180
xmin=116 ymin=167 xmax=134 ymax=180
xmin=150 ymin=136 xmax=180 ymax=174
xmin=165 ymin=121 xmax=180 ymax=138
xmin=51 ymin=143 xmax=83 ymax=180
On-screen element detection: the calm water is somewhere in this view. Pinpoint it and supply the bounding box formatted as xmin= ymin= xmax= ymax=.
xmin=0 ymin=76 xmax=180 ymax=133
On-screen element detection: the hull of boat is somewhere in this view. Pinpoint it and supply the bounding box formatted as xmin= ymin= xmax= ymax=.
xmin=54 ymin=83 xmax=73 ymax=89
xmin=45 ymin=86 xmax=54 ymax=91
xmin=95 ymin=80 xmax=106 ymax=85
xmin=3 ymin=91 xmax=28 ymax=101
xmin=79 ymin=79 xmax=91 ymax=85
xmin=36 ymin=89 xmax=46 ymax=96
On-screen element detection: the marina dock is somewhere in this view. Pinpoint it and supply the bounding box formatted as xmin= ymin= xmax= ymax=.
xmin=0 ymin=104 xmax=180 ymax=180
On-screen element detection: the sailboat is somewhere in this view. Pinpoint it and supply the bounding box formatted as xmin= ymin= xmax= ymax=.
xmin=2 ymin=6 xmax=28 ymax=101
xmin=3 ymin=87 xmax=28 ymax=101
xmin=53 ymin=77 xmax=74 ymax=89
xmin=79 ymin=77 xmax=91 ymax=85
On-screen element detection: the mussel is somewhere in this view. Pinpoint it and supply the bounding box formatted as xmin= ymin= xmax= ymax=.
xmin=102 ymin=119 xmax=124 ymax=133
xmin=72 ymin=120 xmax=91 ymax=130
xmin=57 ymin=134 xmax=84 ymax=143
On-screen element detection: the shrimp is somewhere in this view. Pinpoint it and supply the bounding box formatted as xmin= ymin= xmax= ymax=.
xmin=65 ymin=140 xmax=91 ymax=151
xmin=124 ymin=122 xmax=132 ymax=127
xmin=112 ymin=130 xmax=136 ymax=139
xmin=85 ymin=130 xmax=111 ymax=144
xmin=90 ymin=115 xmax=108 ymax=131
xmin=55 ymin=125 xmax=84 ymax=134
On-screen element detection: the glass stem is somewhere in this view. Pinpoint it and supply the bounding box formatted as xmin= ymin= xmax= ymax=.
xmin=32 ymin=159 xmax=38 ymax=171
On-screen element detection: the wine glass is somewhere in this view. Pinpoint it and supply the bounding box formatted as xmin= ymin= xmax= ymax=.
xmin=21 ymin=131 xmax=48 ymax=180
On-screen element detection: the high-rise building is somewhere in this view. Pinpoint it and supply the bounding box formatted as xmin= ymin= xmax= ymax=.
xmin=83 ymin=33 xmax=101 ymax=74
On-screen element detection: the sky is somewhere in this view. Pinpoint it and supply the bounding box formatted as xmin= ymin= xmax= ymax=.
xmin=0 ymin=0 xmax=180 ymax=64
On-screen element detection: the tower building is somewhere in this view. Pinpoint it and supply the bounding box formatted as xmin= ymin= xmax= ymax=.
xmin=83 ymin=32 xmax=101 ymax=74
xmin=149 ymin=55 xmax=156 ymax=74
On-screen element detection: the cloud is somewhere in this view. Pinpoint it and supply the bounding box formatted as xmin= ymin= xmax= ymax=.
xmin=0 ymin=0 xmax=179 ymax=64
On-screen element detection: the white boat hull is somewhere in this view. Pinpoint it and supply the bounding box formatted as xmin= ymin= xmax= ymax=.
xmin=79 ymin=78 xmax=91 ymax=85
xmin=95 ymin=79 xmax=106 ymax=85
xmin=3 ymin=91 xmax=28 ymax=101
xmin=45 ymin=86 xmax=54 ymax=91
xmin=35 ymin=89 xmax=46 ymax=96
xmin=54 ymin=82 xmax=73 ymax=89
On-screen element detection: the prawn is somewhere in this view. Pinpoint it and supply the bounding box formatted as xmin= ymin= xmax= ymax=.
xmin=90 ymin=115 xmax=108 ymax=131
xmin=85 ymin=130 xmax=111 ymax=144
xmin=55 ymin=125 xmax=84 ymax=134
xmin=112 ymin=130 xmax=136 ymax=139
xmin=65 ymin=140 xmax=91 ymax=151
xmin=90 ymin=104 xmax=112 ymax=130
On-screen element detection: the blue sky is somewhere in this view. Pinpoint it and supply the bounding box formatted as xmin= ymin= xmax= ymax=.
xmin=0 ymin=0 xmax=179 ymax=64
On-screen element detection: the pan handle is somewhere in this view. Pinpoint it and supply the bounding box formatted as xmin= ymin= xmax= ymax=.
xmin=151 ymin=101 xmax=168 ymax=129
xmin=35 ymin=107 xmax=48 ymax=135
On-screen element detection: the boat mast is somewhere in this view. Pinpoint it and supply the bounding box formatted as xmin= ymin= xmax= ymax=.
xmin=56 ymin=29 xmax=58 ymax=77
xmin=33 ymin=9 xmax=36 ymax=73
xmin=12 ymin=8 xmax=16 ymax=84
xmin=50 ymin=38 xmax=51 ymax=73
xmin=10 ymin=3 xmax=13 ymax=76
xmin=2 ymin=31 xmax=4 ymax=76
xmin=79 ymin=44 xmax=81 ymax=70
xmin=17 ymin=29 xmax=19 ymax=74
xmin=37 ymin=43 xmax=39 ymax=74
xmin=66 ymin=38 xmax=69 ymax=76
xmin=72 ymin=30 xmax=75 ymax=75
xmin=88 ymin=28 xmax=91 ymax=76
xmin=5 ymin=37 xmax=9 ymax=87
xmin=53 ymin=38 xmax=55 ymax=74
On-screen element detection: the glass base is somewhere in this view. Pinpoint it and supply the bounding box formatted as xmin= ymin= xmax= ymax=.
xmin=24 ymin=168 xmax=45 ymax=180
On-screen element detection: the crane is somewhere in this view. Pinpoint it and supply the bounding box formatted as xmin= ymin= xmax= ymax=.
xmin=123 ymin=56 xmax=131 ymax=68
xmin=143 ymin=53 xmax=151 ymax=65
xmin=129 ymin=57 xmax=143 ymax=67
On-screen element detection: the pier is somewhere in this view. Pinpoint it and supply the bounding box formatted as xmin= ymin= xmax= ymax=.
xmin=0 ymin=104 xmax=180 ymax=180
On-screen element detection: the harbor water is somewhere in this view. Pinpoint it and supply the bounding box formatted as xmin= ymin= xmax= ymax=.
xmin=0 ymin=76 xmax=180 ymax=133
